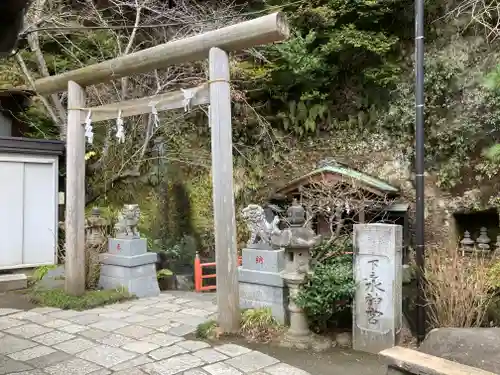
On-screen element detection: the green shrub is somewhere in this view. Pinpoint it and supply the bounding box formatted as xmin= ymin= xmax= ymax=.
xmin=196 ymin=320 xmax=217 ymax=339
xmin=240 ymin=308 xmax=282 ymax=343
xmin=156 ymin=269 xmax=173 ymax=279
xmin=295 ymin=240 xmax=355 ymax=333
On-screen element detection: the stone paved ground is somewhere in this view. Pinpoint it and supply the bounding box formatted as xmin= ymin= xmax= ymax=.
xmin=0 ymin=291 xmax=314 ymax=375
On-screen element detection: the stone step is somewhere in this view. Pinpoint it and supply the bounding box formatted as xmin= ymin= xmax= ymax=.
xmin=0 ymin=274 xmax=28 ymax=292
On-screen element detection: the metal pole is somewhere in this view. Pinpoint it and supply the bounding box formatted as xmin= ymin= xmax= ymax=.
xmin=415 ymin=0 xmax=426 ymax=344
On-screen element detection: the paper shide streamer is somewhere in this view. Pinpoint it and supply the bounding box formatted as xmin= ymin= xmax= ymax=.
xmin=116 ymin=109 xmax=125 ymax=143
xmin=181 ymin=88 xmax=195 ymax=112
xmin=150 ymin=103 xmax=160 ymax=128
xmin=84 ymin=111 xmax=93 ymax=144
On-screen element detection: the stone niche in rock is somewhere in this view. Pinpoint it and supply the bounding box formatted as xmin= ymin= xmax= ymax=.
xmin=453 ymin=208 xmax=499 ymax=252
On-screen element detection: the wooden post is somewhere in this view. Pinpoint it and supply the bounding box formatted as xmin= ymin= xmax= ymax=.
xmin=209 ymin=47 xmax=240 ymax=332
xmin=65 ymin=80 xmax=86 ymax=296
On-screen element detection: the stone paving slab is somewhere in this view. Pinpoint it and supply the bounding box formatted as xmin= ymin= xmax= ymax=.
xmin=0 ymin=335 xmax=38 ymax=354
xmin=77 ymin=345 xmax=138 ymax=368
xmin=7 ymin=345 xmax=55 ymax=361
xmin=225 ymin=351 xmax=280 ymax=373
xmin=43 ymin=357 xmax=102 ymax=375
xmin=5 ymin=323 xmax=53 ymax=338
xmin=0 ymin=292 xmax=312 ymax=375
xmin=0 ymin=355 xmax=33 ymax=374
xmin=203 ymin=362 xmax=243 ymax=375
xmin=0 ymin=308 xmax=21 ymax=317
xmin=25 ymin=351 xmax=72 ymax=368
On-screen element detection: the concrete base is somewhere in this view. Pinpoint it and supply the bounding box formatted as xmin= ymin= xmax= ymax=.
xmin=239 ymin=281 xmax=288 ymax=325
xmin=99 ymin=239 xmax=160 ymax=298
xmin=239 ymin=268 xmax=285 ymax=287
xmin=100 ymin=263 xmax=157 ymax=279
xmin=99 ymin=272 xmax=160 ymax=298
xmin=0 ymin=274 xmax=27 ymax=292
xmin=99 ymin=252 xmax=157 ymax=267
xmin=238 ymin=247 xmax=288 ymax=325
xmin=380 ymin=346 xmax=491 ymax=375
xmin=280 ymin=332 xmax=334 ymax=352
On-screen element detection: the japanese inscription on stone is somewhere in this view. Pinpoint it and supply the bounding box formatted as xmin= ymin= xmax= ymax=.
xmin=353 ymin=223 xmax=402 ymax=354
xmin=364 ymin=259 xmax=384 ymax=324
xmin=354 ymin=225 xmax=394 ymax=333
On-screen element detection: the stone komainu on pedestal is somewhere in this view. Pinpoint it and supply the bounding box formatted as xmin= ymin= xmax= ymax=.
xmin=98 ymin=204 xmax=160 ymax=298
xmin=238 ymin=204 xmax=288 ymax=324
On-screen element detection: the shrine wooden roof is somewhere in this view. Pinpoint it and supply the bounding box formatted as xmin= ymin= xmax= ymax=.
xmin=273 ymin=160 xmax=400 ymax=198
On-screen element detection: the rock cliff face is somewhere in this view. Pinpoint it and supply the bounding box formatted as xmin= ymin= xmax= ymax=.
xmin=277 ymin=133 xmax=497 ymax=249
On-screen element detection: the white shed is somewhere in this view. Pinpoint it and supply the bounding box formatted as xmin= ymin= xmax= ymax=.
xmin=0 ymin=137 xmax=64 ymax=270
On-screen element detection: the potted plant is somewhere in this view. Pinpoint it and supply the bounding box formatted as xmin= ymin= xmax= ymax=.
xmin=157 ymin=269 xmax=176 ymax=290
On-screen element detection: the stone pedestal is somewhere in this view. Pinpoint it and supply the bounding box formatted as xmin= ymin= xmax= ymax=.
xmin=353 ymin=224 xmax=403 ymax=354
xmin=282 ymin=274 xmax=309 ymax=344
xmin=99 ymin=237 xmax=160 ymax=298
xmin=238 ymin=247 xmax=288 ymax=324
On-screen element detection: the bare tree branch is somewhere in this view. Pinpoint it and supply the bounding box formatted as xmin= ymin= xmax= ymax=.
xmin=298 ymin=176 xmax=395 ymax=254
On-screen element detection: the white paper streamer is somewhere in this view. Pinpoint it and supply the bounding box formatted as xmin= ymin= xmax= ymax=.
xmin=84 ymin=111 xmax=93 ymax=144
xmin=181 ymin=88 xmax=195 ymax=112
xmin=150 ymin=103 xmax=160 ymax=128
xmin=116 ymin=109 xmax=125 ymax=143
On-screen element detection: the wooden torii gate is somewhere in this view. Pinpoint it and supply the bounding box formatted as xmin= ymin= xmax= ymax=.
xmin=21 ymin=12 xmax=289 ymax=332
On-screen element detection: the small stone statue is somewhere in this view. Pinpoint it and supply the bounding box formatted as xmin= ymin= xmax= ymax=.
xmin=460 ymin=230 xmax=474 ymax=255
xmin=476 ymin=227 xmax=491 ymax=252
xmin=241 ymin=204 xmax=281 ymax=248
xmin=85 ymin=207 xmax=108 ymax=247
xmin=114 ymin=204 xmax=141 ymax=239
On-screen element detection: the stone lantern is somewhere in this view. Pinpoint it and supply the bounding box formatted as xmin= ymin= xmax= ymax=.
xmin=272 ymin=199 xmax=328 ymax=350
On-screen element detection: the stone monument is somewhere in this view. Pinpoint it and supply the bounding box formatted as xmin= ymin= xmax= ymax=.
xmin=238 ymin=204 xmax=288 ymax=324
xmin=352 ymin=223 xmax=403 ymax=354
xmin=271 ymin=200 xmax=327 ymax=350
xmin=98 ymin=204 xmax=160 ymax=298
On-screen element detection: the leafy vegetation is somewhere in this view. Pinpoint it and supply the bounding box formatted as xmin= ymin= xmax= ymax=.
xmin=32 ymin=265 xmax=58 ymax=282
xmin=295 ymin=240 xmax=356 ymax=333
xmin=156 ymin=268 xmax=173 ymax=279
xmin=29 ymin=287 xmax=133 ymax=310
xmin=195 ymin=320 xmax=218 ymax=339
